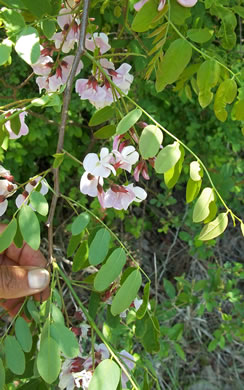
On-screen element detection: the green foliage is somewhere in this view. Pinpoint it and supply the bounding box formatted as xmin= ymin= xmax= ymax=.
xmin=88 ymin=359 xmax=120 ymax=390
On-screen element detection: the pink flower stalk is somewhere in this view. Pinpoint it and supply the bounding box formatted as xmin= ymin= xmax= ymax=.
xmin=83 ymin=148 xmax=116 ymax=178
xmin=5 ymin=110 xmax=29 ymax=140
xmin=85 ymin=33 xmax=111 ymax=54
xmin=52 ymin=7 xmax=80 ymax=53
xmin=103 ymin=184 xmax=136 ymax=210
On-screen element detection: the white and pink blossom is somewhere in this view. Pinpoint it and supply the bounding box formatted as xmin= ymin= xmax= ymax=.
xmin=109 ymin=63 xmax=134 ymax=94
xmin=52 ymin=7 xmax=80 ymax=53
xmin=113 ymin=145 xmax=139 ymax=173
xmin=0 ymin=179 xmax=17 ymax=216
xmin=134 ymin=0 xmax=197 ymax=11
xmin=32 ymin=53 xmax=53 ymax=76
xmin=127 ymin=183 xmax=147 ymax=203
xmin=5 ymin=110 xmax=29 ymax=140
xmin=104 ymin=185 xmax=135 ymax=210
xmin=75 ymin=77 xmax=107 ymax=108
xmin=85 ymin=33 xmax=111 ymax=54
xmin=83 ymin=148 xmax=116 ymax=178
xmin=80 ymin=172 xmax=103 ymax=197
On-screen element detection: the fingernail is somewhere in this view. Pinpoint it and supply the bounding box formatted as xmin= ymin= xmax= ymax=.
xmin=28 ymin=268 xmax=50 ymax=290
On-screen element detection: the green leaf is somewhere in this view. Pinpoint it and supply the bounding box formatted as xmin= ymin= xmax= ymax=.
xmin=88 ymin=291 xmax=100 ymax=320
xmin=5 ymin=335 xmax=25 ymax=375
xmin=50 ymin=323 xmax=79 ymax=358
xmin=164 ymin=145 xmax=184 ymax=189
xmin=186 ymin=178 xmax=202 ymax=204
xmin=29 ymin=192 xmax=48 ymax=216
xmin=9 ymin=114 xmax=21 ymax=135
xmin=136 ymin=282 xmax=150 ymax=319
xmin=21 ymin=0 xmax=52 ymax=18
xmin=41 ymin=19 xmax=56 ymax=39
xmin=94 ymin=248 xmax=126 ymax=292
xmin=71 ymin=213 xmax=90 ymax=235
xmin=111 ymin=269 xmax=142 ymax=316
xmin=67 ymin=233 xmax=82 ymax=257
xmin=89 ymin=106 xmax=114 ymax=126
xmin=187 ymin=28 xmax=213 ymax=43
xmin=233 ymin=6 xmax=244 ymax=18
xmin=163 ymin=279 xmax=176 ymax=299
xmin=52 ymin=152 xmax=64 ymax=168
xmin=170 ymin=0 xmax=191 ymax=25
xmin=192 ymin=187 xmax=215 ymax=223
xmin=208 ymin=338 xmax=218 ymax=352
xmin=173 ymin=342 xmax=186 ymax=361
xmin=88 ymin=359 xmax=120 ymax=390
xmin=50 ymin=0 xmax=61 ymax=15
xmin=51 ymin=303 xmax=65 ymax=325
xmin=197 ymin=60 xmax=220 ymax=108
xmin=89 ymin=228 xmax=111 ymax=266
xmin=0 ymin=358 xmax=5 ymax=390
xmin=217 ymin=9 xmax=237 ymax=50
xmin=94 ymin=124 xmax=116 ymax=139
xmin=15 ymin=317 xmax=32 ymax=353
xmin=189 ymin=161 xmax=203 ymax=181
xmin=15 ymin=26 xmax=40 ymax=65
xmin=0 ymin=8 xmax=25 ymax=33
xmin=0 ymin=0 xmax=25 ymax=8
xmin=214 ymin=79 xmax=237 ymax=122
xmin=139 ymin=125 xmax=163 ymax=159
xmin=72 ymin=241 xmax=89 ymax=272
xmin=203 ymin=200 xmax=217 ymax=224
xmin=37 ymin=337 xmax=61 ymax=384
xmin=0 ymin=40 xmax=12 ymax=66
xmin=0 ymin=219 xmax=17 ymax=253
xmin=27 ymin=298 xmax=40 ymax=322
xmin=131 ymin=0 xmax=158 ymax=32
xmin=232 ymin=100 xmax=244 ymax=121
xmin=19 ymin=205 xmax=40 ymax=250
xmin=155 ymin=142 xmax=181 ymax=174
xmin=116 ymin=109 xmax=142 ymax=135
xmin=156 ymin=39 xmax=192 ymax=92
xmin=198 ymin=213 xmax=228 ymax=241
xmin=141 ymin=314 xmax=160 ymax=353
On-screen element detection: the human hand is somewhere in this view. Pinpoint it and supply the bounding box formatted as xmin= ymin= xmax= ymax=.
xmin=0 ymin=224 xmax=50 ymax=316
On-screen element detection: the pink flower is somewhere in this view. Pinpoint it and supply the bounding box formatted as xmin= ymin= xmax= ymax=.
xmin=134 ymin=160 xmax=150 ymax=182
xmin=126 ymin=183 xmax=147 ymax=203
xmin=85 ymin=33 xmax=111 ymax=54
xmin=80 ymin=172 xmax=103 ymax=197
xmin=83 ymin=148 xmax=116 ymax=178
xmin=177 ymin=0 xmax=198 ymax=7
xmin=109 ymin=63 xmax=133 ymax=94
xmin=104 ymin=185 xmax=135 ymax=210
xmin=37 ymin=55 xmax=83 ymax=92
xmin=113 ymin=145 xmax=139 ymax=173
xmin=134 ymin=0 xmax=165 ymax=11
xmin=5 ymin=110 xmax=29 ymax=139
xmin=0 ymin=179 xmax=17 ymax=216
xmin=75 ymin=77 xmax=107 ymax=108
xmin=52 ymin=7 xmax=80 ymax=53
xmin=15 ymin=176 xmax=49 ymax=209
xmin=32 ymin=52 xmax=53 ymax=76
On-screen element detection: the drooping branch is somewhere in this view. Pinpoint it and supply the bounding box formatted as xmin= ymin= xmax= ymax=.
xmin=47 ymin=0 xmax=91 ymax=263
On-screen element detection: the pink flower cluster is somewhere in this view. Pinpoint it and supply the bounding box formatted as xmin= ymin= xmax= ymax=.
xmin=80 ymin=136 xmax=147 ymax=210
xmin=59 ymin=342 xmax=135 ymax=390
xmin=0 ymin=165 xmax=48 ymax=216
xmin=134 ymin=0 xmax=198 ymax=11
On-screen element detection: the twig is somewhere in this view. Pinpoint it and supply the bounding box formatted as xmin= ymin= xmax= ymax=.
xmin=46 ymin=0 xmax=91 ymax=264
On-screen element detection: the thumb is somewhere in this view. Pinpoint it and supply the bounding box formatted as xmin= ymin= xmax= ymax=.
xmin=0 ymin=266 xmax=50 ymax=299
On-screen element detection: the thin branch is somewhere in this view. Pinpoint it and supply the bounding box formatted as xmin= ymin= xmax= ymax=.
xmin=46 ymin=0 xmax=91 ymax=263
